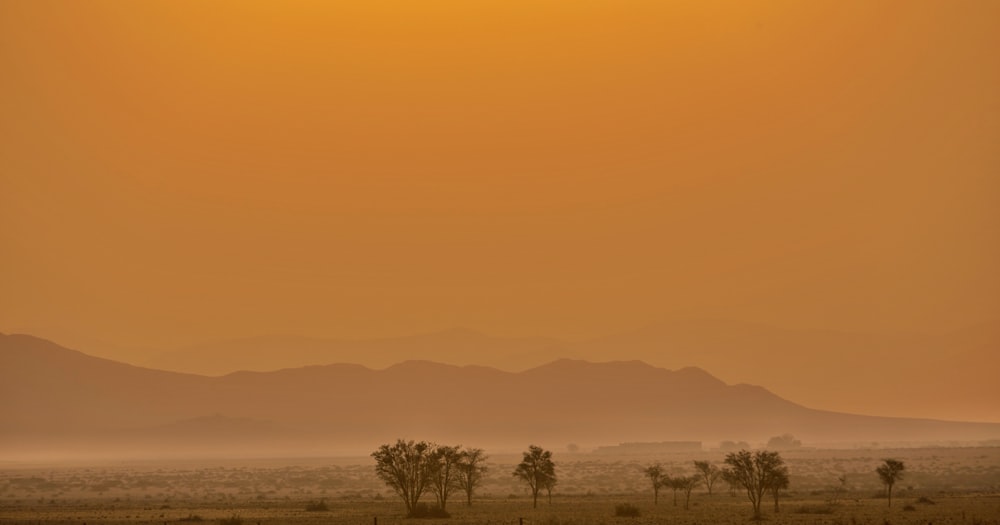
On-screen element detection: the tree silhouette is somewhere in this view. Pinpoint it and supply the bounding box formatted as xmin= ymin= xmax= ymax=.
xmin=766 ymin=433 xmax=802 ymax=450
xmin=721 ymin=468 xmax=740 ymax=496
xmin=643 ymin=463 xmax=667 ymax=505
xmin=428 ymin=445 xmax=461 ymax=512
xmin=513 ymin=445 xmax=556 ymax=508
xmin=769 ymin=466 xmax=790 ymax=513
xmin=371 ymin=439 xmax=435 ymax=516
xmin=455 ymin=448 xmax=488 ymax=506
xmin=723 ymin=449 xmax=787 ymax=518
xmin=693 ymin=460 xmax=721 ymax=495
xmin=676 ymin=475 xmax=700 ymax=510
xmin=667 ymin=476 xmax=682 ymax=506
xmin=876 ymin=459 xmax=905 ymax=507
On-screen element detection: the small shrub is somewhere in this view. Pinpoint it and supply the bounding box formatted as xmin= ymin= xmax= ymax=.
xmin=219 ymin=515 xmax=242 ymax=525
xmin=614 ymin=503 xmax=641 ymax=517
xmin=179 ymin=515 xmax=204 ymax=522
xmin=408 ymin=503 xmax=450 ymax=518
xmin=304 ymin=500 xmax=328 ymax=512
xmin=902 ymin=504 xmax=916 ymax=511
xmin=915 ymin=496 xmax=935 ymax=505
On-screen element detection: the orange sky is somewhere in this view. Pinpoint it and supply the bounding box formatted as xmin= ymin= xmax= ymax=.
xmin=1 ymin=1 xmax=998 ymax=354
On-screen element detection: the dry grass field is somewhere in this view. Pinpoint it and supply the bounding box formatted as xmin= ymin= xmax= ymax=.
xmin=2 ymin=447 xmax=998 ymax=525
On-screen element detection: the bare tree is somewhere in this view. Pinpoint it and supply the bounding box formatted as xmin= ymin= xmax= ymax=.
xmin=723 ymin=449 xmax=787 ymax=518
xmin=428 ymin=445 xmax=461 ymax=512
xmin=513 ymin=445 xmax=556 ymax=508
xmin=371 ymin=439 xmax=435 ymax=516
xmin=693 ymin=460 xmax=721 ymax=495
xmin=876 ymin=459 xmax=905 ymax=507
xmin=643 ymin=463 xmax=667 ymax=505
xmin=455 ymin=448 xmax=488 ymax=506
xmin=831 ymin=474 xmax=848 ymax=504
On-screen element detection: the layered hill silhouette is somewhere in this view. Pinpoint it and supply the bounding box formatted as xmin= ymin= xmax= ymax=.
xmin=129 ymin=320 xmax=1000 ymax=423
xmin=3 ymin=333 xmax=999 ymax=459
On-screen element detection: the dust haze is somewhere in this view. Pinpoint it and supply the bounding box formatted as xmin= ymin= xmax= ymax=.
xmin=2 ymin=0 xmax=999 ymax=523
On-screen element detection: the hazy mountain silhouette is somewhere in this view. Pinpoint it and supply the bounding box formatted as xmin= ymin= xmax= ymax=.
xmin=144 ymin=328 xmax=566 ymax=376
xmin=3 ymin=333 xmax=999 ymax=459
xmin=134 ymin=320 xmax=1000 ymax=423
xmin=571 ymin=319 xmax=1000 ymax=423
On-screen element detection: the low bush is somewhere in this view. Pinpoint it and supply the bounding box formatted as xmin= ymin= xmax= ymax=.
xmin=614 ymin=503 xmax=640 ymax=517
xmin=304 ymin=500 xmax=329 ymax=512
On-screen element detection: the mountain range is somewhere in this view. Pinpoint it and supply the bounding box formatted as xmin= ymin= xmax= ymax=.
xmin=114 ymin=320 xmax=1000 ymax=423
xmin=3 ymin=332 xmax=999 ymax=460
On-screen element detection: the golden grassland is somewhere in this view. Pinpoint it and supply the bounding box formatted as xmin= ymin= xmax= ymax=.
xmin=1 ymin=447 xmax=998 ymax=524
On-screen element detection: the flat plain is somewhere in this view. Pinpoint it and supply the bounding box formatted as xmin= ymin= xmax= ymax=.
xmin=2 ymin=447 xmax=998 ymax=525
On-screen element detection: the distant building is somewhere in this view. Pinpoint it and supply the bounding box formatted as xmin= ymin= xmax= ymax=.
xmin=594 ymin=441 xmax=702 ymax=455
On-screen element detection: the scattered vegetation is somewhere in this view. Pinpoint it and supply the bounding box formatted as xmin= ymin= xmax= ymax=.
xmin=1 ymin=445 xmax=998 ymax=525
xmin=218 ymin=515 xmax=242 ymax=525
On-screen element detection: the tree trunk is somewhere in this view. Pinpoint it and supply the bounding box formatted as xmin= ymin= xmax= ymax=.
xmin=532 ymin=489 xmax=538 ymax=508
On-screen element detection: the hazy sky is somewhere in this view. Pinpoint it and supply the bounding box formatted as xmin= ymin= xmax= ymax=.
xmin=2 ymin=1 xmax=998 ymax=352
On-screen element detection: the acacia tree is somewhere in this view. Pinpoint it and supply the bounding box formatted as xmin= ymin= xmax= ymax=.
xmin=693 ymin=460 xmax=722 ymax=495
xmin=428 ymin=445 xmax=462 ymax=512
xmin=644 ymin=463 xmax=668 ymax=505
xmin=455 ymin=448 xmax=488 ymax=506
xmin=769 ymin=467 xmax=790 ymax=513
xmin=513 ymin=445 xmax=556 ymax=508
xmin=677 ymin=475 xmax=700 ymax=510
xmin=371 ymin=439 xmax=436 ymax=516
xmin=876 ymin=459 xmax=905 ymax=508
xmin=667 ymin=476 xmax=682 ymax=506
xmin=723 ymin=449 xmax=787 ymax=518
xmin=721 ymin=469 xmax=740 ymax=496
xmin=542 ymin=470 xmax=557 ymax=504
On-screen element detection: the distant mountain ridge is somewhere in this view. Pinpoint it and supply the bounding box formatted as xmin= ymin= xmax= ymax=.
xmin=144 ymin=328 xmax=566 ymax=376
xmin=2 ymin=332 xmax=999 ymax=459
xmin=118 ymin=320 xmax=1000 ymax=423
